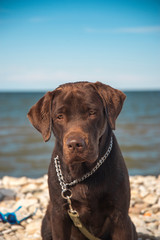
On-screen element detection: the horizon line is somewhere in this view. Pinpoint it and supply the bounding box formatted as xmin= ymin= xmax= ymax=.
xmin=0 ymin=88 xmax=160 ymax=93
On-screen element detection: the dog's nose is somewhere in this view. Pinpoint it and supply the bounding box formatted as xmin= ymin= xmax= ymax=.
xmin=67 ymin=137 xmax=86 ymax=152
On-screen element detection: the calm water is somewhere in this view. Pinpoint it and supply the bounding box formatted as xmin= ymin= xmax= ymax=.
xmin=0 ymin=91 xmax=160 ymax=178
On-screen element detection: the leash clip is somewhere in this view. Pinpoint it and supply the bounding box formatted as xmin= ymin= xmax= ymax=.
xmin=67 ymin=197 xmax=77 ymax=214
xmin=61 ymin=189 xmax=78 ymax=214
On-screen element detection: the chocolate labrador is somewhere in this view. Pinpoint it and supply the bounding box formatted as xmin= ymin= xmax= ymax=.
xmin=28 ymin=81 xmax=137 ymax=240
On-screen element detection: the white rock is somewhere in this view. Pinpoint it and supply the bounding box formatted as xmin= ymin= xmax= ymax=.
xmin=143 ymin=194 xmax=158 ymax=205
xmin=2 ymin=176 xmax=28 ymax=186
xmin=139 ymin=185 xmax=149 ymax=198
xmin=25 ymin=219 xmax=41 ymax=235
xmin=21 ymin=183 xmax=40 ymax=194
xmin=136 ymin=226 xmax=152 ymax=235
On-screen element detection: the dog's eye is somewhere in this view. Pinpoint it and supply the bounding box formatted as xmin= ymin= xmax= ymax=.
xmin=56 ymin=114 xmax=63 ymax=120
xmin=89 ymin=110 xmax=96 ymax=116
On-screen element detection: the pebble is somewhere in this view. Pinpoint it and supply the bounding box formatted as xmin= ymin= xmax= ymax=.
xmin=0 ymin=175 xmax=160 ymax=240
xmin=0 ymin=189 xmax=16 ymax=201
xmin=143 ymin=194 xmax=158 ymax=205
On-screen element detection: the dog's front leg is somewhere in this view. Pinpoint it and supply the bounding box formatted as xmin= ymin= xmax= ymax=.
xmin=50 ymin=211 xmax=72 ymax=240
xmin=111 ymin=215 xmax=137 ymax=240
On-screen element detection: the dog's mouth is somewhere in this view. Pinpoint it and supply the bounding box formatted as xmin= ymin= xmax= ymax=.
xmin=65 ymin=155 xmax=98 ymax=179
xmin=67 ymin=155 xmax=86 ymax=164
xmin=63 ymin=150 xmax=99 ymax=167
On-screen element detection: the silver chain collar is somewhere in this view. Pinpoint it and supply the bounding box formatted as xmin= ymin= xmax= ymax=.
xmin=54 ymin=136 xmax=113 ymax=194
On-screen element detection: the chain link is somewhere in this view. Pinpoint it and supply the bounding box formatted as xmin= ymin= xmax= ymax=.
xmin=54 ymin=136 xmax=113 ymax=191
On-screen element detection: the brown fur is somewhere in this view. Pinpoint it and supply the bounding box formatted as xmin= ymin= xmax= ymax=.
xmin=28 ymin=81 xmax=137 ymax=240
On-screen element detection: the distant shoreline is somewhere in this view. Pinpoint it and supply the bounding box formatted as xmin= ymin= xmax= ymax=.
xmin=1 ymin=89 xmax=160 ymax=93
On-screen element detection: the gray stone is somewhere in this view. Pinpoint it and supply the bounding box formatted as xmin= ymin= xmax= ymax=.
xmin=0 ymin=188 xmax=16 ymax=201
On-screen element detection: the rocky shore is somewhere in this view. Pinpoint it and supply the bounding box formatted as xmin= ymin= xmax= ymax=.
xmin=0 ymin=175 xmax=159 ymax=240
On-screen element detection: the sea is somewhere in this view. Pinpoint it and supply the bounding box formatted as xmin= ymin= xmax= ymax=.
xmin=0 ymin=91 xmax=160 ymax=178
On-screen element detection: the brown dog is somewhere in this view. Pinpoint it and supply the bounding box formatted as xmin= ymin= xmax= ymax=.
xmin=28 ymin=81 xmax=137 ymax=240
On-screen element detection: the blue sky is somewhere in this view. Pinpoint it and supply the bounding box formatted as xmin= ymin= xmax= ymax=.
xmin=0 ymin=0 xmax=160 ymax=91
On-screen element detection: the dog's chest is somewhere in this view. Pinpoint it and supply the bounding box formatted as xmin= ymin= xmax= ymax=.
xmin=71 ymin=184 xmax=95 ymax=216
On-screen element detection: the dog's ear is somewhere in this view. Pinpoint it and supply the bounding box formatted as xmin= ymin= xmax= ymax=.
xmin=27 ymin=91 xmax=54 ymax=142
xmin=94 ymin=82 xmax=126 ymax=130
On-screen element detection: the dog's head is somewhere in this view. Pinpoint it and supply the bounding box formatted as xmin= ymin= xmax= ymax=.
xmin=28 ymin=82 xmax=125 ymax=167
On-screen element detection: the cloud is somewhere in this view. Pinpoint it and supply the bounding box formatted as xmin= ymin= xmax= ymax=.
xmin=85 ymin=26 xmax=160 ymax=34
xmin=1 ymin=65 xmax=160 ymax=91
xmin=116 ymin=26 xmax=160 ymax=33
xmin=85 ymin=28 xmax=110 ymax=33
